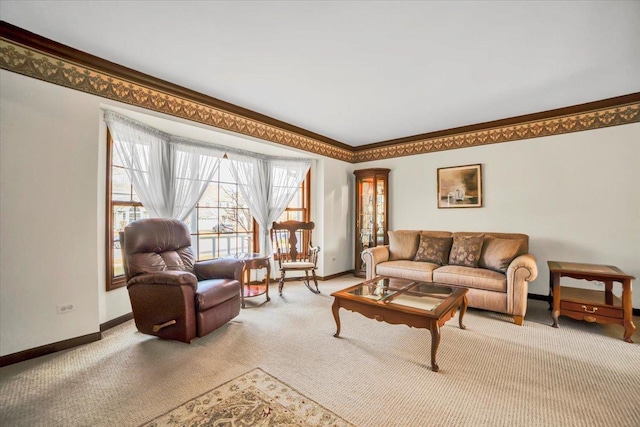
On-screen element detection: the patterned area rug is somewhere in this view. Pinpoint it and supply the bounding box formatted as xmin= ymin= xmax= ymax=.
xmin=141 ymin=368 xmax=355 ymax=426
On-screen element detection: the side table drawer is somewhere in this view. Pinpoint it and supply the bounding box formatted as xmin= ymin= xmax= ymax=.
xmin=560 ymin=300 xmax=623 ymax=319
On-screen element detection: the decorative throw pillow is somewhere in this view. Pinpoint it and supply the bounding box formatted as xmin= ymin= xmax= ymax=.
xmin=388 ymin=231 xmax=420 ymax=260
xmin=413 ymin=235 xmax=453 ymax=265
xmin=478 ymin=236 xmax=522 ymax=273
xmin=448 ymin=235 xmax=485 ymax=268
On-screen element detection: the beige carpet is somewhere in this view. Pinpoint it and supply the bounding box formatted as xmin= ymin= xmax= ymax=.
xmin=1 ymin=275 xmax=639 ymax=427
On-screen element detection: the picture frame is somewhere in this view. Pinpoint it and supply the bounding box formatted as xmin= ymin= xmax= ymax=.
xmin=437 ymin=164 xmax=483 ymax=208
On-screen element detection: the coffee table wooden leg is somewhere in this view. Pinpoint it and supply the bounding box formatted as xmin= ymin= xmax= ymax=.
xmin=459 ymin=294 xmax=468 ymax=330
xmin=332 ymin=299 xmax=341 ymax=337
xmin=430 ymin=323 xmax=441 ymax=372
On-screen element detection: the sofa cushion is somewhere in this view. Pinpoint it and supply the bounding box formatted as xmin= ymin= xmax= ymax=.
xmin=413 ymin=235 xmax=453 ymax=265
xmin=377 ymin=260 xmax=439 ymax=282
xmin=433 ymin=265 xmax=507 ymax=292
xmin=388 ymin=231 xmax=420 ymax=260
xmin=479 ymin=236 xmax=522 ymax=273
xmin=449 ymin=234 xmax=484 ymax=267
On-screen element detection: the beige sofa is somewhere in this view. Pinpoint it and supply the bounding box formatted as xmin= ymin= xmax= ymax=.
xmin=361 ymin=231 xmax=538 ymax=325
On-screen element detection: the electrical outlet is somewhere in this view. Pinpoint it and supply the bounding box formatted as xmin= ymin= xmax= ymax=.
xmin=57 ymin=304 xmax=75 ymax=314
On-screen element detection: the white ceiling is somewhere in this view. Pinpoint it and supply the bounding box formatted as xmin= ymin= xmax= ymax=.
xmin=2 ymin=1 xmax=639 ymax=147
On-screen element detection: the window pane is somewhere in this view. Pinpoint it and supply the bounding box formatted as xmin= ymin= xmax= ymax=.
xmin=219 ymin=183 xmax=237 ymax=207
xmin=199 ymin=207 xmax=221 ymax=233
xmin=112 ymin=167 xmax=132 ymax=201
xmin=238 ymin=233 xmax=253 ymax=255
xmin=131 ymin=186 xmax=141 ymax=203
xmin=198 ymin=235 xmax=215 ymax=260
xmin=218 ymin=159 xmax=235 ymax=184
xmin=288 ymin=189 xmax=302 ymax=208
xmin=112 ymin=145 xmax=124 ymax=167
xmin=237 ymin=208 xmax=252 ymax=233
xmin=112 ymin=204 xmax=147 ymax=278
xmin=113 ymin=243 xmax=124 ymax=277
xmin=278 ymin=209 xmax=303 ymax=222
xmin=198 ymin=182 xmax=218 ymax=208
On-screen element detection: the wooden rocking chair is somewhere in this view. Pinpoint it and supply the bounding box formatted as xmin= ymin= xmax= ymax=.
xmin=271 ymin=220 xmax=321 ymax=295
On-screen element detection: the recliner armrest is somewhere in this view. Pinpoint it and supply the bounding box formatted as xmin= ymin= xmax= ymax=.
xmin=195 ymin=258 xmax=244 ymax=281
xmin=127 ymin=270 xmax=198 ymax=290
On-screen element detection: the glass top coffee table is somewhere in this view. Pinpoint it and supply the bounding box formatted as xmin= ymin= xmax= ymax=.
xmin=331 ymin=276 xmax=468 ymax=372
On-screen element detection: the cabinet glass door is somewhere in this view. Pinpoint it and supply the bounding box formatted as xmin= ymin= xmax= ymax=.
xmin=354 ymin=168 xmax=390 ymax=277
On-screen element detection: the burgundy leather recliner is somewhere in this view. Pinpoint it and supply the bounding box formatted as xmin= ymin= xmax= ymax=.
xmin=120 ymin=218 xmax=243 ymax=343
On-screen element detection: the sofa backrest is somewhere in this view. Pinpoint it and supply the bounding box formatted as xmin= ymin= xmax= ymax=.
xmin=387 ymin=230 xmax=529 ymax=261
xmin=451 ymin=231 xmax=529 ymax=256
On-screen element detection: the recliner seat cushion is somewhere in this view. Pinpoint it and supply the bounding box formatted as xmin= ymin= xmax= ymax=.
xmin=433 ymin=265 xmax=506 ymax=292
xmin=196 ymin=279 xmax=241 ymax=311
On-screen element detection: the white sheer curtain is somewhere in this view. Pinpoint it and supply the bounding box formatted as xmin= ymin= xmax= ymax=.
xmin=228 ymin=152 xmax=311 ymax=255
xmin=169 ymin=137 xmax=225 ymax=221
xmin=105 ymin=111 xmax=223 ymax=221
xmin=105 ymin=112 xmax=170 ymax=218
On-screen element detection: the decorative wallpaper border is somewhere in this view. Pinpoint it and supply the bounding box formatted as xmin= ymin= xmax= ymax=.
xmin=0 ymin=38 xmax=353 ymax=162
xmin=353 ymin=104 xmax=640 ymax=162
xmin=1 ymin=31 xmax=638 ymax=163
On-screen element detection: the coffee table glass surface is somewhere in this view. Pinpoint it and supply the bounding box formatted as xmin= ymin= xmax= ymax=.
xmin=344 ymin=276 xmax=459 ymax=311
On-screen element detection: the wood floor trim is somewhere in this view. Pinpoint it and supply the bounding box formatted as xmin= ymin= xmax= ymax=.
xmin=99 ymin=312 xmax=134 ymax=332
xmin=0 ymin=332 xmax=102 ymax=368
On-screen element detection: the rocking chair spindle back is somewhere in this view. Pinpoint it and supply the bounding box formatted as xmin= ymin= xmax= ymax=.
xmin=271 ymin=220 xmax=320 ymax=295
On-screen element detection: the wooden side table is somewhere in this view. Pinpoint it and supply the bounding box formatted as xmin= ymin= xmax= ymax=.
xmin=225 ymin=253 xmax=271 ymax=308
xmin=548 ymin=261 xmax=636 ymax=342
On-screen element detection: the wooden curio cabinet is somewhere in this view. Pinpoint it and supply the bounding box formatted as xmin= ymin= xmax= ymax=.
xmin=354 ymin=168 xmax=390 ymax=277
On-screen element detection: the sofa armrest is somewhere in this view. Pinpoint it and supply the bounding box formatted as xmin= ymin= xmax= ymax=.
xmin=361 ymin=245 xmax=390 ymax=280
xmin=507 ymin=254 xmax=538 ymax=282
xmin=195 ymin=258 xmax=244 ymax=282
xmin=127 ymin=270 xmax=198 ymax=290
xmin=506 ymin=254 xmax=539 ymax=319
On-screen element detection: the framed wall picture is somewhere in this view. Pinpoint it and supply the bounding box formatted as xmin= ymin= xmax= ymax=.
xmin=437 ymin=164 xmax=483 ymax=208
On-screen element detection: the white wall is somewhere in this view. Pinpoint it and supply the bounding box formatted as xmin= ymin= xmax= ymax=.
xmin=1 ymin=71 xmax=101 ymax=355
xmin=0 ymin=70 xmax=351 ymax=356
xmin=314 ymin=157 xmax=354 ymax=276
xmin=356 ymin=123 xmax=640 ymax=308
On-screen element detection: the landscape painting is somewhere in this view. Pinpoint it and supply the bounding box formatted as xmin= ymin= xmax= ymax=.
xmin=437 ymin=164 xmax=483 ymax=208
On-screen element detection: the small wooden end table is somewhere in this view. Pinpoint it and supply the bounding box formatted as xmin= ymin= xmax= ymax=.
xmin=226 ymin=253 xmax=271 ymax=308
xmin=548 ymin=261 xmax=636 ymax=343
xmin=331 ymin=276 xmax=468 ymax=372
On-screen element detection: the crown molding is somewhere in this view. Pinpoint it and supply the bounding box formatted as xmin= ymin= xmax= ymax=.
xmin=0 ymin=21 xmax=352 ymax=162
xmin=1 ymin=21 xmax=638 ymax=164
xmin=353 ymin=96 xmax=640 ymax=162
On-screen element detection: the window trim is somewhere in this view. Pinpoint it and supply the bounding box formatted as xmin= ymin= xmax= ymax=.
xmin=105 ymin=131 xmax=127 ymax=291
